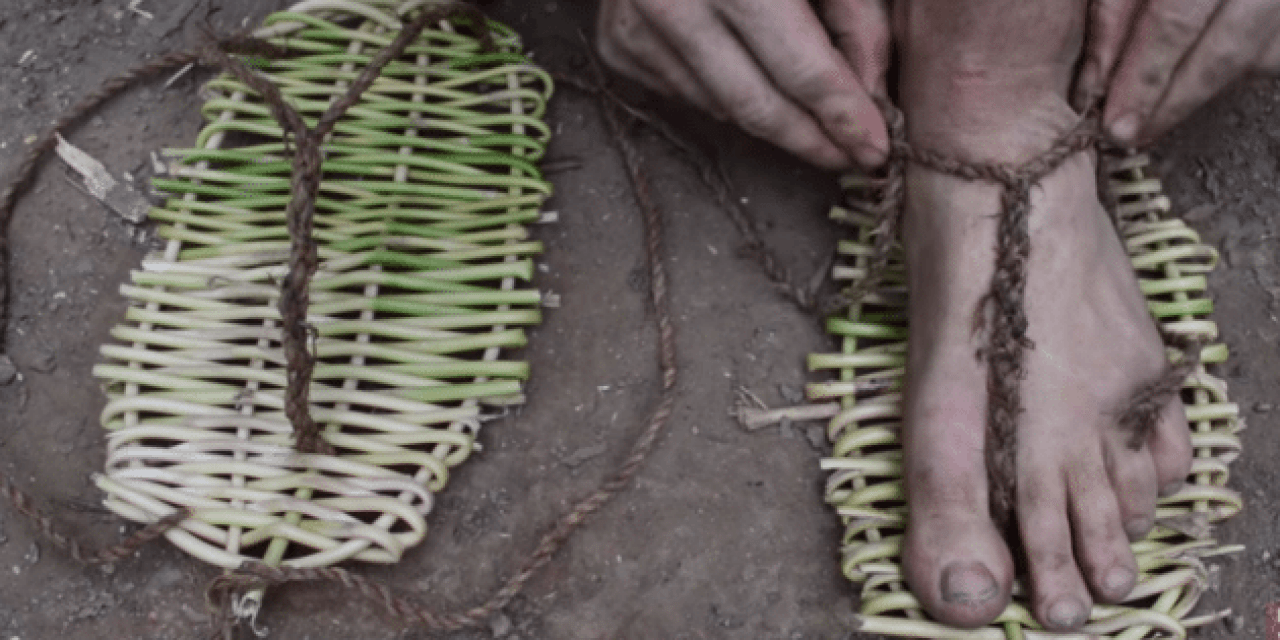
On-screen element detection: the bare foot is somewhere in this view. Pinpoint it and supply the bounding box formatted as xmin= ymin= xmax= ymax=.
xmin=894 ymin=0 xmax=1194 ymax=631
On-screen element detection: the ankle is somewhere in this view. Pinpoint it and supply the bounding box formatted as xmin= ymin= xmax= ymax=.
xmin=901 ymin=92 xmax=1082 ymax=165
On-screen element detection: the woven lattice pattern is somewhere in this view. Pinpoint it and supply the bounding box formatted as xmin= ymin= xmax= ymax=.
xmin=809 ymin=153 xmax=1243 ymax=639
xmin=93 ymin=0 xmax=552 ymax=570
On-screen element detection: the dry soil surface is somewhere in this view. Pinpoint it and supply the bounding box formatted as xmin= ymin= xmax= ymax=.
xmin=0 ymin=1 xmax=1276 ymax=639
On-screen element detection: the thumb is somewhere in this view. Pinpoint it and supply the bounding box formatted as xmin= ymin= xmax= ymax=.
xmin=822 ymin=0 xmax=892 ymax=97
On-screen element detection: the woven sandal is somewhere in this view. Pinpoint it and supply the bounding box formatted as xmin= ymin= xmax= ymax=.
xmin=92 ymin=0 xmax=553 ymax=608
xmin=810 ymin=152 xmax=1243 ymax=639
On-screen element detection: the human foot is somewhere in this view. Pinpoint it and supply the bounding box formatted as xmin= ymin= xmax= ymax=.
xmin=895 ymin=99 xmax=1194 ymax=630
xmin=890 ymin=0 xmax=1195 ymax=629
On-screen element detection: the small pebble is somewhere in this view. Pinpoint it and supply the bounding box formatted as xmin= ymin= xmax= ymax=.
xmin=777 ymin=383 xmax=803 ymax=405
xmin=179 ymin=604 xmax=209 ymax=624
xmin=561 ymin=442 xmax=606 ymax=468
xmin=804 ymin=424 xmax=826 ymax=450
xmin=778 ymin=417 xmax=794 ymax=439
xmin=1205 ymin=563 xmax=1221 ymax=592
xmin=0 ymin=356 xmax=15 ymax=385
xmin=489 ymin=612 xmax=513 ymax=638
xmin=1182 ymin=203 xmax=1217 ymax=223
xmin=1224 ymin=613 xmax=1243 ymax=634
xmin=29 ymin=351 xmax=55 ymax=374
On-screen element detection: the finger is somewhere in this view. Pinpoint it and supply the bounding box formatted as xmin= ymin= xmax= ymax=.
xmin=633 ymin=44 xmax=724 ymax=118
xmin=595 ymin=0 xmax=721 ymax=115
xmin=596 ymin=37 xmax=677 ymax=97
xmin=822 ymin=0 xmax=893 ymax=96
xmin=595 ymin=0 xmax=672 ymax=91
xmin=619 ymin=37 xmax=726 ymax=117
xmin=638 ymin=2 xmax=856 ymax=169
xmin=1103 ymin=0 xmax=1224 ymax=145
xmin=1074 ymin=0 xmax=1145 ymax=110
xmin=713 ymin=0 xmax=889 ymax=166
xmin=1141 ymin=0 xmax=1280 ymax=141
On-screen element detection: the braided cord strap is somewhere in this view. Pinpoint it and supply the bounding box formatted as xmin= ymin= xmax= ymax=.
xmin=93 ymin=0 xmax=553 ymax=570
xmin=809 ymin=153 xmax=1243 ymax=639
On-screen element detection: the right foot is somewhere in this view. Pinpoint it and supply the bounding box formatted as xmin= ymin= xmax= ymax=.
xmin=893 ymin=1 xmax=1194 ymax=631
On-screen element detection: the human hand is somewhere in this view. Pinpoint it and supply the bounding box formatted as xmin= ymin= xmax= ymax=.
xmin=1075 ymin=0 xmax=1280 ymax=146
xmin=595 ymin=0 xmax=891 ymax=169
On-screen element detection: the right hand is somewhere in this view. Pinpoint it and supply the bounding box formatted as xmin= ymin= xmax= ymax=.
xmin=595 ymin=0 xmax=891 ymax=170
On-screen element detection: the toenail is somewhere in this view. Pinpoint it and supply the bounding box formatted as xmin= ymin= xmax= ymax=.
xmin=1125 ymin=516 xmax=1154 ymax=540
xmin=1104 ymin=566 xmax=1135 ymax=597
xmin=1047 ymin=597 xmax=1087 ymax=629
xmin=1159 ymin=481 xmax=1183 ymax=497
xmin=941 ymin=561 xmax=999 ymax=606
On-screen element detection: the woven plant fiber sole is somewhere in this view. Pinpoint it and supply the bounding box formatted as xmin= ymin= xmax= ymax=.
xmin=809 ymin=153 xmax=1243 ymax=639
xmin=93 ymin=0 xmax=553 ymax=571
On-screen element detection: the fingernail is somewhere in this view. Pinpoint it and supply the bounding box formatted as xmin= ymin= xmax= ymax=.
xmin=854 ymin=141 xmax=888 ymax=168
xmin=1124 ymin=516 xmax=1154 ymax=541
xmin=1104 ymin=566 xmax=1136 ymax=598
xmin=1047 ymin=597 xmax=1088 ymax=629
xmin=1109 ymin=112 xmax=1141 ymax=143
xmin=1074 ymin=64 xmax=1098 ymax=110
xmin=941 ymin=561 xmax=999 ymax=606
xmin=1160 ymin=481 xmax=1183 ymax=497
xmin=835 ymin=117 xmax=888 ymax=168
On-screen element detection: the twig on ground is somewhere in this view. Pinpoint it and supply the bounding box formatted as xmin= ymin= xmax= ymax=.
xmin=736 ymin=403 xmax=841 ymax=431
xmin=54 ymin=134 xmax=151 ymax=223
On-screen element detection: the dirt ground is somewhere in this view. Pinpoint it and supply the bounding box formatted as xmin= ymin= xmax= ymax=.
xmin=0 ymin=1 xmax=1277 ymax=639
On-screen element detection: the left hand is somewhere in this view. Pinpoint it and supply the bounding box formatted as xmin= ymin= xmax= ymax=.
xmin=1074 ymin=0 xmax=1280 ymax=146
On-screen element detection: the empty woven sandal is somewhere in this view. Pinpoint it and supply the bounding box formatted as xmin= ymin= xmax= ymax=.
xmin=809 ymin=152 xmax=1243 ymax=639
xmin=92 ymin=0 xmax=552 ymax=589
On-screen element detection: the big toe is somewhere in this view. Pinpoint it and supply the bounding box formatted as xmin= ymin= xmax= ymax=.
xmin=905 ymin=511 xmax=1012 ymax=627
